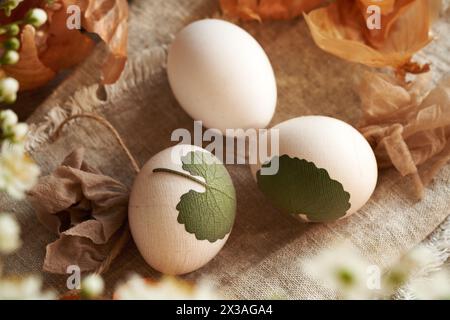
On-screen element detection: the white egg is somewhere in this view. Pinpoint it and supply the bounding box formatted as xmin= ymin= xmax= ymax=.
xmin=250 ymin=116 xmax=378 ymax=222
xmin=129 ymin=144 xmax=236 ymax=275
xmin=167 ymin=19 xmax=277 ymax=135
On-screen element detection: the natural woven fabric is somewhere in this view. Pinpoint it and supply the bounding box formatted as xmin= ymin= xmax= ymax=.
xmin=2 ymin=0 xmax=449 ymax=299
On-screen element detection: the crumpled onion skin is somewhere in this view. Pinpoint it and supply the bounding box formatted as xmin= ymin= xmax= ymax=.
xmin=72 ymin=0 xmax=129 ymax=84
xmin=220 ymin=0 xmax=439 ymax=72
xmin=220 ymin=0 xmax=324 ymax=21
xmin=0 ymin=0 xmax=128 ymax=91
xmin=39 ymin=1 xmax=96 ymax=72
xmin=3 ymin=25 xmax=55 ymax=91
xmin=358 ymin=72 xmax=450 ymax=199
xmin=28 ymin=148 xmax=129 ymax=274
xmin=304 ymin=0 xmax=440 ymax=70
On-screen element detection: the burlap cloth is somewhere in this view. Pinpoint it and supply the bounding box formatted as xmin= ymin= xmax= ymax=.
xmin=2 ymin=0 xmax=449 ymax=299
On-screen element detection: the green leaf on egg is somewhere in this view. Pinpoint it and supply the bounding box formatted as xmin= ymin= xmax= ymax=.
xmin=174 ymin=151 xmax=236 ymax=242
xmin=256 ymin=155 xmax=351 ymax=222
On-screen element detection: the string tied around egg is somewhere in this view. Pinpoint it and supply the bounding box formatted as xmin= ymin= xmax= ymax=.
xmin=28 ymin=112 xmax=141 ymax=276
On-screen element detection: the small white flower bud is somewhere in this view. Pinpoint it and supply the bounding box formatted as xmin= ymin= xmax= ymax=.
xmin=0 ymin=213 xmax=21 ymax=254
xmin=1 ymin=50 xmax=19 ymax=65
xmin=0 ymin=109 xmax=18 ymax=127
xmin=2 ymin=92 xmax=17 ymax=104
xmin=1 ymin=0 xmax=22 ymax=16
xmin=0 ymin=78 xmax=19 ymax=104
xmin=25 ymin=8 xmax=48 ymax=28
xmin=12 ymin=123 xmax=28 ymax=141
xmin=81 ymin=274 xmax=104 ymax=299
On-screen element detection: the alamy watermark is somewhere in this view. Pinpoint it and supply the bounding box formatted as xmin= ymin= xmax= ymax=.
xmin=66 ymin=5 xmax=81 ymax=30
xmin=64 ymin=2 xmax=382 ymax=33
xmin=66 ymin=265 xmax=81 ymax=290
xmin=61 ymin=2 xmax=383 ymax=176
xmin=366 ymin=0 xmax=383 ymax=30
xmin=65 ymin=263 xmax=383 ymax=291
xmin=64 ymin=2 xmax=383 ymax=35
xmin=171 ymin=121 xmax=280 ymax=176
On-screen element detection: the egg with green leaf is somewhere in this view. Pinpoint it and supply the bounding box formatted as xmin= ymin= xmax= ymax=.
xmin=251 ymin=116 xmax=378 ymax=222
xmin=129 ymin=145 xmax=236 ymax=275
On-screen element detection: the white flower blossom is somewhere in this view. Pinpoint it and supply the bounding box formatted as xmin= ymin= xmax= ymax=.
xmin=0 ymin=276 xmax=55 ymax=300
xmin=1 ymin=50 xmax=19 ymax=65
xmin=301 ymin=241 xmax=373 ymax=300
xmin=114 ymin=275 xmax=221 ymax=300
xmin=1 ymin=109 xmax=28 ymax=143
xmin=409 ymin=270 xmax=450 ymax=300
xmin=0 ymin=142 xmax=40 ymax=199
xmin=81 ymin=274 xmax=104 ymax=299
xmin=404 ymin=246 xmax=437 ymax=271
xmin=0 ymin=213 xmax=21 ymax=254
xmin=11 ymin=123 xmax=28 ymax=142
xmin=0 ymin=78 xmax=19 ymax=103
xmin=383 ymin=245 xmax=436 ymax=295
xmin=0 ymin=109 xmax=18 ymax=129
xmin=25 ymin=8 xmax=48 ymax=28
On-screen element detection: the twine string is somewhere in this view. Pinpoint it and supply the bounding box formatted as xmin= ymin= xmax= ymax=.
xmin=52 ymin=113 xmax=140 ymax=174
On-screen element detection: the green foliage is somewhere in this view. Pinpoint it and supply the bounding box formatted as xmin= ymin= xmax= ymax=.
xmin=0 ymin=0 xmax=23 ymax=16
xmin=257 ymin=155 xmax=351 ymax=222
xmin=175 ymin=151 xmax=236 ymax=242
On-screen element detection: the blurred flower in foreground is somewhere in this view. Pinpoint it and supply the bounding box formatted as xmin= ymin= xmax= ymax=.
xmin=0 ymin=210 xmax=54 ymax=301
xmin=382 ymin=245 xmax=436 ymax=296
xmin=302 ymin=241 xmax=450 ymax=300
xmin=1 ymin=49 xmax=19 ymax=65
xmin=0 ymin=212 xmax=20 ymax=254
xmin=24 ymin=8 xmax=47 ymax=28
xmin=80 ymin=274 xmax=105 ymax=299
xmin=301 ymin=241 xmax=373 ymax=300
xmin=0 ymin=109 xmax=40 ymax=199
xmin=114 ymin=275 xmax=221 ymax=300
xmin=409 ymin=271 xmax=450 ymax=300
xmin=1 ymin=109 xmax=26 ymax=142
xmin=0 ymin=142 xmax=40 ymax=199
xmin=0 ymin=77 xmax=19 ymax=104
xmin=0 ymin=4 xmax=49 ymax=104
xmin=0 ymin=276 xmax=55 ymax=300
